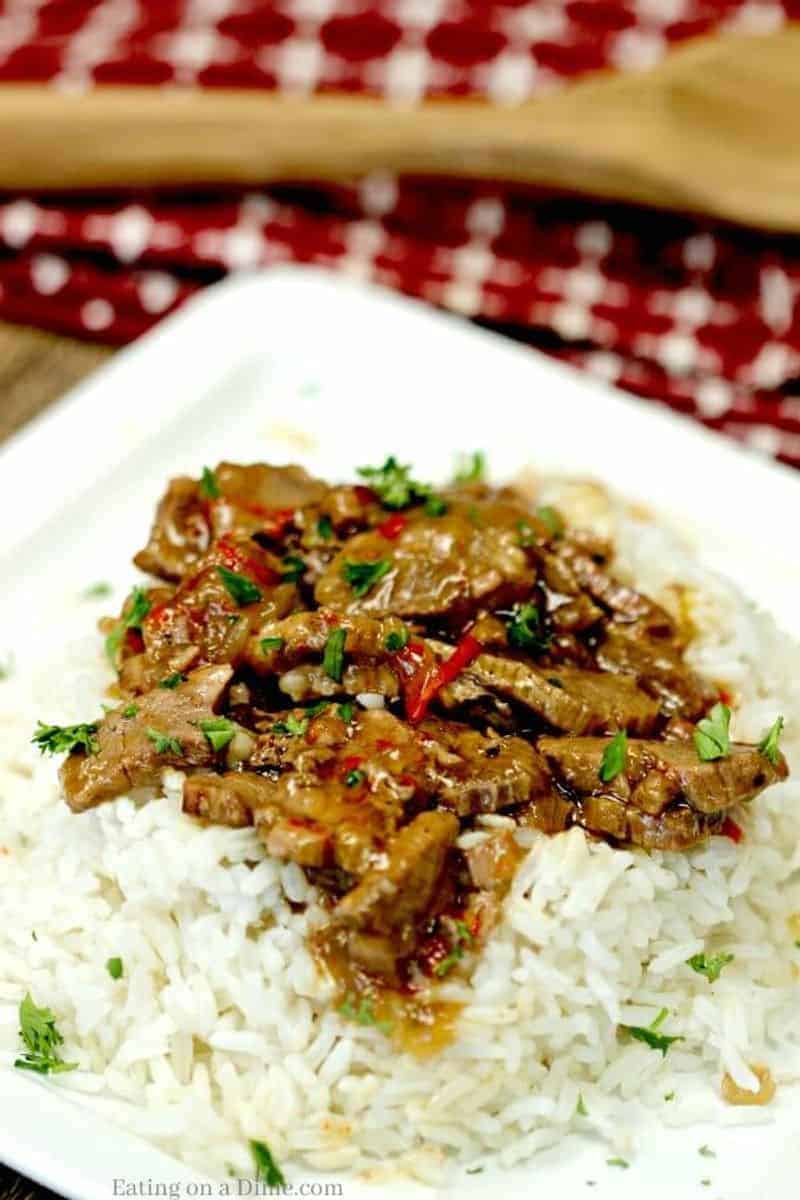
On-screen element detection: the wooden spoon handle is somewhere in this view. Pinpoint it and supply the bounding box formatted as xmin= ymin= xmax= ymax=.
xmin=1 ymin=27 xmax=799 ymax=230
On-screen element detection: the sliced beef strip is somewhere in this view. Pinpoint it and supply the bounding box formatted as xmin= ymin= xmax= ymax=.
xmin=417 ymin=717 xmax=551 ymax=816
xmin=314 ymin=504 xmax=535 ymax=623
xmin=538 ymin=736 xmax=787 ymax=816
xmin=246 ymin=706 xmax=550 ymax=872
xmin=243 ymin=608 xmax=409 ymax=676
xmin=134 ymin=464 xmax=326 ymax=582
xmin=547 ymin=541 xmax=678 ymax=634
xmin=464 ymin=829 xmax=525 ymax=891
xmin=596 ymin=624 xmax=715 ymax=720
xmin=433 ymin=644 xmax=660 ymax=735
xmin=61 ymin=664 xmax=233 ymax=813
xmin=331 ymin=810 xmax=460 ymax=967
xmin=578 ymin=794 xmax=715 ymax=852
xmin=183 ymin=770 xmax=262 ymax=827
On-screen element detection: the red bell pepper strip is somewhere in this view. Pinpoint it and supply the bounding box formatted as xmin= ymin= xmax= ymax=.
xmin=720 ymin=816 xmax=743 ymax=843
xmin=402 ymin=633 xmax=483 ymax=723
xmin=378 ymin=513 xmax=407 ymax=540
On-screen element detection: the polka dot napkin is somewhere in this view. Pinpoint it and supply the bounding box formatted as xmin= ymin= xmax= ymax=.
xmin=1 ymin=1 xmax=800 ymax=466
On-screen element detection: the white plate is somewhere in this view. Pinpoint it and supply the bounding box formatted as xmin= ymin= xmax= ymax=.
xmin=1 ymin=266 xmax=799 ymax=1200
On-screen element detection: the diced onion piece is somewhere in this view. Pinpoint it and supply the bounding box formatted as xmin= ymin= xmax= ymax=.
xmin=721 ymin=1064 xmax=776 ymax=1106
xmin=357 ymin=692 xmax=385 ymax=710
xmin=226 ymin=729 xmax=255 ymax=767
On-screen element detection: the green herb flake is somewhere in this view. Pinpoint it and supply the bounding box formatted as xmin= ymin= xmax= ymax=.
xmin=606 ymin=1158 xmax=630 ymax=1170
xmin=105 ymin=586 xmax=152 ymax=667
xmin=694 ymin=702 xmax=731 ymax=762
xmin=506 ymin=602 xmax=551 ymax=654
xmin=32 ymin=721 xmax=99 ymax=757
xmin=0 ymin=653 xmax=12 ymax=681
xmin=14 ymin=993 xmax=78 ymax=1076
xmin=272 ymin=714 xmax=309 ymax=737
xmin=535 ymin=505 xmax=565 ymax=539
xmin=260 ymin=637 xmax=284 ymax=655
xmin=316 ymin=514 xmax=334 ymax=541
xmin=599 ymin=730 xmax=628 ymax=783
xmin=433 ymin=921 xmax=473 ymax=977
xmin=701 ymin=1180 xmax=711 ymax=1188
xmin=199 ymin=717 xmax=236 ymax=753
xmin=158 ymin=672 xmax=186 ymax=690
xmin=357 ymin=456 xmax=431 ymax=510
xmin=687 ymin=951 xmax=734 ymax=983
xmin=306 ymin=699 xmax=331 ymax=719
xmin=249 ymin=1140 xmax=286 ymax=1189
xmin=121 ymin=704 xmax=139 ymax=719
xmin=698 ymin=1146 xmax=716 ymax=1158
xmin=664 ymin=1091 xmax=675 ymax=1102
xmin=342 ymin=558 xmax=391 ymax=598
xmin=281 ymin=555 xmax=306 ymax=585
xmin=758 ymin=715 xmax=784 ymax=766
xmin=345 ymin=768 xmax=366 ymax=788
xmin=84 ymin=582 xmax=112 ymax=600
xmin=454 ymin=450 xmax=486 ymax=484
xmin=576 ymin=1094 xmax=588 ymax=1117
xmin=216 ymin=565 xmax=262 ymax=607
xmin=466 ymin=1166 xmax=484 ymax=1175
xmin=145 ymin=728 xmax=182 ymax=756
xmin=339 ymin=994 xmax=392 ymax=1035
xmin=106 ymin=957 xmax=123 ymax=981
xmin=338 ymin=701 xmax=355 ymax=723
xmin=424 ymin=494 xmax=448 ymax=517
xmin=199 ymin=465 xmax=221 ymax=499
xmin=622 ymin=1007 xmax=683 ymax=1057
xmin=384 ymin=628 xmax=409 ymax=652
xmin=323 ymin=627 xmax=347 ymax=683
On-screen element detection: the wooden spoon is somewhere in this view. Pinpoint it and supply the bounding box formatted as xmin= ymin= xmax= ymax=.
xmin=1 ymin=26 xmax=799 ymax=230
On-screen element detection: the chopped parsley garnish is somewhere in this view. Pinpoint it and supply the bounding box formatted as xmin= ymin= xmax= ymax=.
xmin=281 ymin=554 xmax=306 ymax=584
xmin=0 ymin=653 xmax=12 ymax=681
xmin=424 ymin=494 xmax=448 ymax=517
xmin=158 ymin=672 xmax=186 ymax=690
xmin=316 ymin=514 xmax=334 ymax=541
xmin=535 ymin=505 xmax=565 ymax=539
xmin=145 ymin=728 xmax=182 ymax=756
xmin=342 ymin=558 xmax=391 ymax=598
xmin=199 ymin=717 xmax=236 ymax=752
xmin=323 ymin=627 xmax=347 ymax=682
xmin=687 ymin=952 xmax=734 ymax=983
xmin=249 ymin=1140 xmax=286 ymax=1188
xmin=357 ymin=456 xmax=430 ymax=510
xmin=84 ymin=581 xmax=112 ymax=600
xmin=622 ymin=1007 xmax=683 ymax=1057
xmin=384 ymin=628 xmax=409 ymax=652
xmin=260 ymin=637 xmax=284 ymax=654
xmin=599 ymin=730 xmax=628 ymax=783
xmin=664 ymin=1091 xmax=675 ymax=1102
xmin=272 ymin=714 xmax=309 ymax=737
xmin=606 ymin=1158 xmax=629 ymax=1170
xmin=339 ymin=994 xmax=392 ymax=1034
xmin=453 ymin=450 xmax=486 ymax=484
xmin=338 ymin=701 xmax=355 ymax=723
xmin=217 ymin=566 xmax=262 ymax=606
xmin=121 ymin=704 xmax=139 ymax=719
xmin=506 ymin=602 xmax=550 ymax=654
xmin=433 ymin=920 xmax=473 ymax=977
xmin=698 ymin=1146 xmax=715 ymax=1158
xmin=105 ymin=586 xmax=151 ymax=666
xmin=694 ymin=702 xmax=731 ymax=761
xmin=576 ymin=1094 xmax=588 ymax=1117
xmin=14 ymin=993 xmax=77 ymax=1076
xmin=306 ymin=699 xmax=331 ymax=719
xmin=758 ymin=715 xmax=784 ymax=766
xmin=106 ymin=957 xmax=123 ymax=980
xmin=199 ymin=465 xmax=221 ymax=499
xmin=345 ymin=768 xmax=366 ymax=787
xmin=32 ymin=721 xmax=99 ymax=757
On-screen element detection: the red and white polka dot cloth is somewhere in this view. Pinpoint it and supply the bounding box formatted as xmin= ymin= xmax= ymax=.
xmin=2 ymin=1 xmax=800 ymax=466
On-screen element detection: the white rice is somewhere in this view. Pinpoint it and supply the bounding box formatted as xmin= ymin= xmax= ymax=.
xmin=1 ymin=480 xmax=800 ymax=1185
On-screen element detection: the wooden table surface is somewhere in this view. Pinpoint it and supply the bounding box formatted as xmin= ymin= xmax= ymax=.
xmin=0 ymin=317 xmax=113 ymax=1200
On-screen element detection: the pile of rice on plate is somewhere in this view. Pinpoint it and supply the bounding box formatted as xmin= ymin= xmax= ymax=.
xmin=1 ymin=477 xmax=799 ymax=1187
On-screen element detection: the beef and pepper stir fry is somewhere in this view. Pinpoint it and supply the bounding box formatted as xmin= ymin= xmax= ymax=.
xmin=36 ymin=457 xmax=787 ymax=990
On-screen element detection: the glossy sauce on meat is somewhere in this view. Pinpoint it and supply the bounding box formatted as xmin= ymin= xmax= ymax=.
xmin=48 ymin=458 xmax=789 ymax=1048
